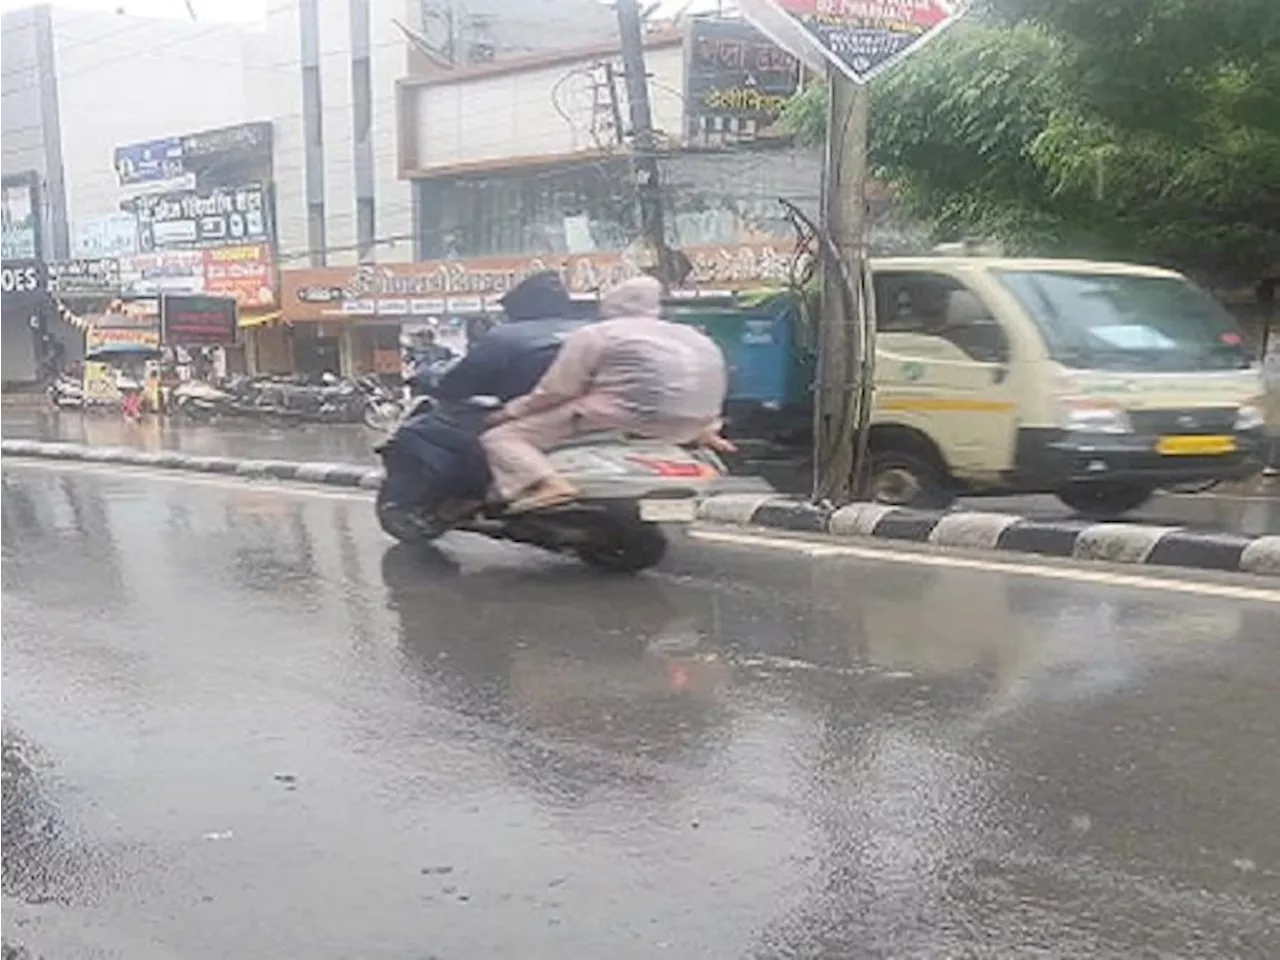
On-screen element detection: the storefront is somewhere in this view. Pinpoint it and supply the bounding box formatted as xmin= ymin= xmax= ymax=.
xmin=277 ymin=242 xmax=796 ymax=377
xmin=2 ymin=260 xmax=52 ymax=387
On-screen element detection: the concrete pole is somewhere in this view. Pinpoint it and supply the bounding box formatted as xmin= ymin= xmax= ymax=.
xmin=615 ymin=0 xmax=673 ymax=284
xmin=813 ymin=71 xmax=872 ymax=504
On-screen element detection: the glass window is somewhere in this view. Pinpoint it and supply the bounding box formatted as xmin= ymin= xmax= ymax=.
xmin=874 ymin=271 xmax=1010 ymax=364
xmin=996 ymin=270 xmax=1249 ymax=371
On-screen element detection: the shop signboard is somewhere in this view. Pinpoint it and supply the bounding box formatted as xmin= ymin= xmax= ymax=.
xmin=1 ymin=259 xmax=48 ymax=299
xmin=72 ymin=213 xmax=139 ymax=258
xmin=132 ymin=184 xmax=270 ymax=252
xmin=740 ymin=0 xmax=959 ymax=84
xmin=685 ymin=19 xmax=800 ymax=134
xmin=118 ymin=251 xmax=206 ymax=297
xmin=161 ymin=293 xmax=238 ymax=346
xmin=202 ymin=243 xmax=277 ymax=307
xmin=50 ymin=258 xmax=121 ymax=299
xmin=279 ymin=242 xmax=798 ymax=321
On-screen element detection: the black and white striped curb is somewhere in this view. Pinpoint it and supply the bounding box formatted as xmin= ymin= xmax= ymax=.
xmin=4 ymin=438 xmax=1278 ymax=578
xmin=0 ymin=439 xmax=386 ymax=489
xmin=699 ymin=494 xmax=1280 ymax=578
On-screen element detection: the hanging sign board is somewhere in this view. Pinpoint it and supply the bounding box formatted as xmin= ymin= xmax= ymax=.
xmin=740 ymin=0 xmax=960 ymax=84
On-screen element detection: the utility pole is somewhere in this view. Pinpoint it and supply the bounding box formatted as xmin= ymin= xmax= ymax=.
xmin=812 ymin=71 xmax=873 ymax=504
xmin=614 ymin=0 xmax=674 ymax=285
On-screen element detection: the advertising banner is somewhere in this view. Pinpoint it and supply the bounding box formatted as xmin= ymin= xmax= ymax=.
xmin=72 ymin=213 xmax=138 ymax=258
xmin=50 ymin=258 xmax=121 ymax=299
xmin=115 ymin=123 xmax=272 ymax=196
xmin=161 ymin=294 xmax=238 ymax=346
xmin=133 ymin=184 xmax=270 ymax=252
xmin=280 ymin=242 xmax=798 ymax=321
xmin=86 ymin=325 xmax=162 ymax=352
xmin=202 ymin=243 xmax=277 ymax=307
xmin=118 ymin=251 xmax=205 ymax=297
xmin=685 ymin=19 xmax=800 ymax=134
xmin=741 ymin=0 xmax=959 ymax=84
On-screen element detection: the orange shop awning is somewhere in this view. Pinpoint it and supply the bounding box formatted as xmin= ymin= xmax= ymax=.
xmin=239 ymin=310 xmax=280 ymax=329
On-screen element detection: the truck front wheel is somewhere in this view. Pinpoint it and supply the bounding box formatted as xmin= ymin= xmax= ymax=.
xmin=867 ymin=448 xmax=956 ymax=510
xmin=1056 ymin=482 xmax=1155 ymax=518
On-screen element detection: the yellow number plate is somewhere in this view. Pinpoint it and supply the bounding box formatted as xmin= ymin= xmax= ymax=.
xmin=1155 ymin=435 xmax=1236 ymax=456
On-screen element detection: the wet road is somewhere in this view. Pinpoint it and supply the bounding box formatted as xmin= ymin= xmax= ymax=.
xmin=4 ymin=408 xmax=1278 ymax=535
xmin=3 ymin=460 xmax=1280 ymax=958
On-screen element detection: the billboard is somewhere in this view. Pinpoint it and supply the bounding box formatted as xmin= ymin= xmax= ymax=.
xmin=132 ymin=184 xmax=271 ymax=252
xmin=202 ymin=243 xmax=277 ymax=307
xmin=161 ymin=294 xmax=238 ymax=346
xmin=685 ymin=19 xmax=801 ymax=137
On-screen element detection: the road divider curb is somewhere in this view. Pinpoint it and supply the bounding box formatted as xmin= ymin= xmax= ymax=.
xmin=701 ymin=493 xmax=1280 ymax=578
xmin=1 ymin=438 xmax=387 ymax=492
xmin=4 ymin=439 xmax=1277 ymax=578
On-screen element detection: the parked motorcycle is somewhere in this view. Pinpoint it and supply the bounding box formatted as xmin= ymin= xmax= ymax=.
xmin=357 ymin=375 xmax=406 ymax=431
xmin=48 ymin=375 xmax=84 ymax=410
xmin=171 ymin=380 xmax=234 ymax=421
xmin=374 ymin=397 xmax=723 ymax=574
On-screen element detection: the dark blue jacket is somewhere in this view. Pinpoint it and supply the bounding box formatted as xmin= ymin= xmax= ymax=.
xmin=432 ymin=271 xmax=588 ymax=404
xmin=382 ymin=271 xmax=587 ymax=506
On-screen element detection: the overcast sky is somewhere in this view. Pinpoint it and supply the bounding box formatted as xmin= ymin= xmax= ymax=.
xmin=0 ymin=0 xmax=731 ymax=22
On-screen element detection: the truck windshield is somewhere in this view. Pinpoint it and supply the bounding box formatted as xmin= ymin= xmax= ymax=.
xmin=994 ymin=270 xmax=1251 ymax=371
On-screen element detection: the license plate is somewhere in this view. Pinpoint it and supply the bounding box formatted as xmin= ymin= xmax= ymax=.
xmin=639 ymin=499 xmax=698 ymax=523
xmin=1155 ymin=435 xmax=1236 ymax=456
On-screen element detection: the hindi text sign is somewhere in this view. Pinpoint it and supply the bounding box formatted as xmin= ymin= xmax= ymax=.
xmin=742 ymin=0 xmax=958 ymax=84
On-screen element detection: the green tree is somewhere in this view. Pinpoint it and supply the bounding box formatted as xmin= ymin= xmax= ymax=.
xmin=782 ymin=1 xmax=1280 ymax=284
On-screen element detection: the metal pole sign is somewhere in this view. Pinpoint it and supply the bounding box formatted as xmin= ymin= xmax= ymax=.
xmin=740 ymin=0 xmax=960 ymax=84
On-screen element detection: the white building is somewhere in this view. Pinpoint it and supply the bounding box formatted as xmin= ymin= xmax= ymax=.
xmin=258 ymin=0 xmax=622 ymax=269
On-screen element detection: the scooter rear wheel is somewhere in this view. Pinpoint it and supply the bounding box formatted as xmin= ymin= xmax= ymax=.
xmin=576 ymin=522 xmax=668 ymax=574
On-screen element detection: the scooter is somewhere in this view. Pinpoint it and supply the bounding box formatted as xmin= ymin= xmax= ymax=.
xmin=374 ymin=397 xmax=723 ymax=574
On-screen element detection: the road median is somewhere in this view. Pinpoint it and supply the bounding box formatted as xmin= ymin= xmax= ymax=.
xmin=4 ymin=439 xmax=1277 ymax=578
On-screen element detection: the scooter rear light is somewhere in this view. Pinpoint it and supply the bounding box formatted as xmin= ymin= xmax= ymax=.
xmin=626 ymin=455 xmax=716 ymax=478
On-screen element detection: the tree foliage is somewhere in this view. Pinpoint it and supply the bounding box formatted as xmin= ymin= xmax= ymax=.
xmin=781 ymin=0 xmax=1280 ymax=283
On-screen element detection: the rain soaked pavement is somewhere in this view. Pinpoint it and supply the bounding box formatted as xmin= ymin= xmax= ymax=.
xmin=4 ymin=407 xmax=1278 ymax=535
xmin=3 ymin=460 xmax=1280 ymax=958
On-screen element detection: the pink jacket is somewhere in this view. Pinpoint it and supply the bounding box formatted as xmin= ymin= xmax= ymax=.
xmin=503 ymin=276 xmax=727 ymax=425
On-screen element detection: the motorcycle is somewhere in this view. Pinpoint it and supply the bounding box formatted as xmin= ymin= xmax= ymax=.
xmin=48 ymin=375 xmax=84 ymax=410
xmin=374 ymin=396 xmax=723 ymax=574
xmin=358 ymin=374 xmax=406 ymax=431
xmin=171 ymin=380 xmax=233 ymax=421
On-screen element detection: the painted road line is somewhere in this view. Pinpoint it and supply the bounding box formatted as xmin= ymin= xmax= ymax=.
xmin=689 ymin=528 xmax=1280 ymax=604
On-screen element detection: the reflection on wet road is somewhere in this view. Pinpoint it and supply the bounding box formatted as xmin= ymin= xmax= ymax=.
xmin=3 ymin=462 xmax=1280 ymax=958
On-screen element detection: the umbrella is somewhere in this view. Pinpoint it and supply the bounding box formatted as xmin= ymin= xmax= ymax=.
xmin=85 ymin=342 xmax=161 ymax=361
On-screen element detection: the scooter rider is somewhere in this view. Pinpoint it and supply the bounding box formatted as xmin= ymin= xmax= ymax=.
xmin=378 ymin=271 xmax=588 ymax=516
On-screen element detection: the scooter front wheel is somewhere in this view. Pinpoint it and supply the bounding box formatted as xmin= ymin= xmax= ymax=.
xmin=375 ymin=484 xmax=447 ymax=544
xmin=576 ymin=522 xmax=668 ymax=574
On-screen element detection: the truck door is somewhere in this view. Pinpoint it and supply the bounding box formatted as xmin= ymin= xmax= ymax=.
xmin=873 ymin=270 xmax=1019 ymax=478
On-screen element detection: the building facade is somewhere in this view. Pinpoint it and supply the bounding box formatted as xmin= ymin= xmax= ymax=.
xmin=1 ymin=5 xmax=260 ymax=384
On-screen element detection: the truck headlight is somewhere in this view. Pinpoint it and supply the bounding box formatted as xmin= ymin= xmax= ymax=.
xmin=1234 ymin=403 xmax=1266 ymax=432
xmin=1056 ymin=398 xmax=1134 ymax=434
